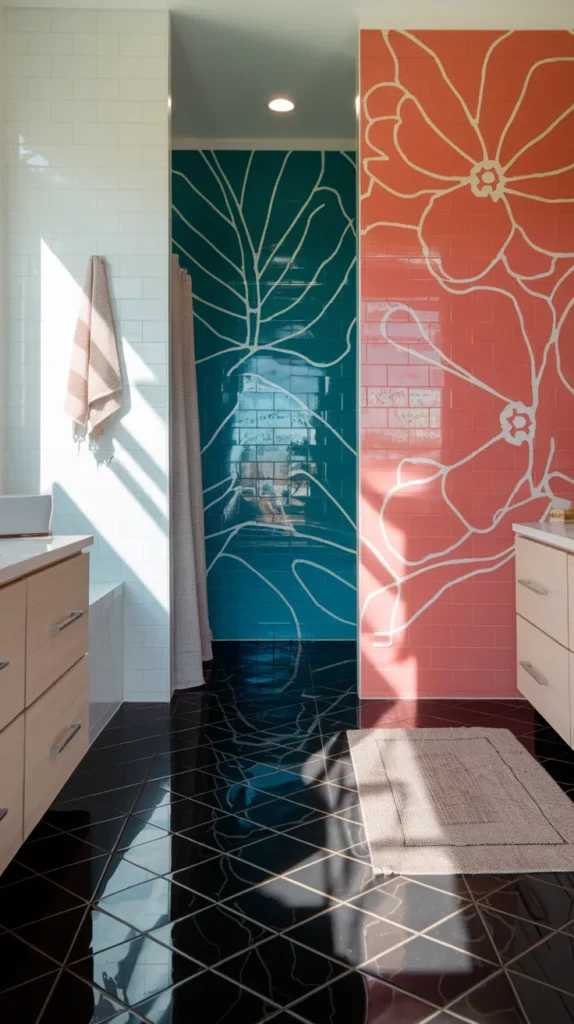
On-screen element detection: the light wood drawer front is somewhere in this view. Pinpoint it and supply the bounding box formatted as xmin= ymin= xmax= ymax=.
xmin=517 ymin=614 xmax=570 ymax=744
xmin=24 ymin=657 xmax=89 ymax=838
xmin=0 ymin=715 xmax=25 ymax=876
xmin=570 ymin=654 xmax=574 ymax=752
xmin=26 ymin=554 xmax=89 ymax=706
xmin=515 ymin=537 xmax=568 ymax=646
xmin=0 ymin=580 xmax=26 ymax=732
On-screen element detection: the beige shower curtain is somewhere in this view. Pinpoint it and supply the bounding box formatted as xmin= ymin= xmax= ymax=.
xmin=171 ymin=255 xmax=212 ymax=689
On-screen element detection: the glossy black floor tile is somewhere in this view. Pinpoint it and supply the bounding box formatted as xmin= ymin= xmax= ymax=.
xmin=70 ymin=933 xmax=204 ymax=1007
xmin=66 ymin=816 xmax=131 ymax=853
xmin=424 ymin=904 xmax=500 ymax=964
xmin=286 ymin=903 xmax=411 ymax=967
xmin=131 ymin=970 xmax=276 ymax=1024
xmin=3 ymin=641 xmax=574 ymax=1023
xmin=0 ymin=874 xmax=86 ymax=929
xmin=527 ymin=871 xmax=574 ymax=893
xmin=509 ymin=971 xmax=574 ymax=1023
xmin=53 ymin=785 xmax=143 ymax=820
xmin=153 ymin=768 xmax=229 ymax=799
xmin=218 ymin=934 xmax=346 ymax=1007
xmin=446 ymin=971 xmax=527 ymax=1022
xmin=333 ymin=803 xmax=363 ymax=824
xmin=510 ymin=928 xmax=574 ymax=994
xmin=168 ymin=852 xmax=273 ymax=902
xmin=173 ymin=781 xmax=274 ymax=816
xmin=256 ymin=746 xmax=325 ymax=771
xmin=362 ymin=933 xmax=496 ymax=1007
xmin=79 ymin=737 xmax=161 ymax=771
xmin=222 ymin=874 xmax=339 ymax=932
xmin=242 ymin=796 xmax=325 ymax=831
xmin=479 ymin=905 xmax=556 ymax=964
xmin=15 ymin=832 xmax=106 ymax=874
xmin=66 ymin=908 xmax=145 ymax=963
xmin=128 ymin=803 xmax=181 ymax=833
xmin=114 ymin=816 xmax=170 ymax=853
xmin=149 ymin=902 xmax=273 ymax=967
xmin=0 ymin=930 xmax=59 ymax=993
xmin=95 ymin=856 xmax=159 ymax=899
xmin=131 ymin=781 xmax=185 ymax=813
xmin=25 ymin=820 xmax=63 ymax=844
xmin=120 ymin=833 xmax=217 ymax=875
xmin=197 ymin=758 xmax=294 ymax=786
xmin=138 ymin=799 xmax=229 ymax=835
xmin=211 ymin=737 xmax=305 ymax=761
xmin=285 ymin=815 xmax=364 ymax=853
xmin=349 ymin=877 xmax=467 ymax=933
xmin=0 ymin=859 xmax=36 ymax=889
xmin=345 ymin=840 xmax=371 ymax=864
xmin=13 ymin=906 xmax=91 ymax=963
xmin=322 ymin=763 xmax=357 ymax=789
xmin=478 ymin=875 xmax=574 ymax=931
xmin=409 ymin=1015 xmax=460 ymax=1024
xmin=285 ymin=851 xmax=379 ymax=900
xmin=232 ymin=833 xmax=325 ymax=875
xmin=290 ymin=970 xmax=434 ymax=1024
xmin=57 ymin=759 xmax=155 ymax=802
xmin=39 ymin=970 xmax=147 ymax=1023
xmin=463 ymin=874 xmax=515 ymax=900
xmin=43 ymin=852 xmax=112 ymax=901
xmin=284 ymin=782 xmax=359 ymax=816
xmin=95 ymin=875 xmax=210 ymax=932
xmin=0 ymin=974 xmax=58 ymax=1024
xmin=92 ymin=724 xmax=164 ymax=750
xmin=247 ymin=772 xmax=323 ymax=804
xmin=179 ymin=810 xmax=276 ymax=852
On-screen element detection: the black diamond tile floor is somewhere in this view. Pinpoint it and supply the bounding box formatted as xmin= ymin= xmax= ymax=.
xmin=2 ymin=640 xmax=574 ymax=1022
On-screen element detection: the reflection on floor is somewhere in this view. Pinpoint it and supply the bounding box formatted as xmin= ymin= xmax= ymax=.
xmin=2 ymin=641 xmax=574 ymax=1023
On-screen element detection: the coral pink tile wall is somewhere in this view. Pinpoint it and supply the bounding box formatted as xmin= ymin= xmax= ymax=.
xmin=359 ymin=29 xmax=574 ymax=699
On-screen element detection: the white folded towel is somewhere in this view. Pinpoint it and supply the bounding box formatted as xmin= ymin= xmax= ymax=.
xmin=65 ymin=256 xmax=123 ymax=439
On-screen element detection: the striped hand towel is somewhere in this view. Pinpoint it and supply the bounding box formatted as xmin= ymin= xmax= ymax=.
xmin=65 ymin=256 xmax=123 ymax=438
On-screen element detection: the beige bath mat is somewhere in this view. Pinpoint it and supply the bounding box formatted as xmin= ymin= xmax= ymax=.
xmin=348 ymin=727 xmax=574 ymax=875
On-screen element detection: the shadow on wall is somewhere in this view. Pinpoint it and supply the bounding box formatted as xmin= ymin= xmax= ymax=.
xmin=21 ymin=244 xmax=171 ymax=698
xmin=53 ymin=483 xmax=169 ymax=695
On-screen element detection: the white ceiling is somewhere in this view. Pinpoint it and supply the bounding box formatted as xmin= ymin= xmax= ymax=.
xmin=170 ymin=0 xmax=359 ymax=143
xmin=10 ymin=0 xmax=572 ymax=143
xmin=168 ymin=0 xmax=574 ymax=143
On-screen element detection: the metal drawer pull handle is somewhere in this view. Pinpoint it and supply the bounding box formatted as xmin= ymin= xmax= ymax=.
xmin=517 ymin=578 xmax=548 ymax=596
xmin=50 ymin=722 xmax=82 ymax=755
xmin=50 ymin=610 xmax=84 ymax=634
xmin=519 ymin=661 xmax=549 ymax=687
xmin=0 ymin=662 xmax=9 ymax=672
xmin=0 ymin=809 xmax=7 ymax=823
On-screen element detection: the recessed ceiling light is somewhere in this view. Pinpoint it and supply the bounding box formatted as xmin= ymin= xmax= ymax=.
xmin=268 ymin=97 xmax=295 ymax=113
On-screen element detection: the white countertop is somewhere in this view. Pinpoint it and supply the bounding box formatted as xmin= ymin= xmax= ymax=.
xmin=0 ymin=535 xmax=93 ymax=586
xmin=513 ymin=521 xmax=574 ymax=554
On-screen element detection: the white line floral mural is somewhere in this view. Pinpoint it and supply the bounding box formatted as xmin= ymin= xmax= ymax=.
xmin=172 ymin=150 xmax=357 ymax=639
xmin=360 ymin=29 xmax=574 ymax=698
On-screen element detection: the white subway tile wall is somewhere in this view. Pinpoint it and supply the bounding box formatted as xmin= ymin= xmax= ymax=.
xmin=3 ymin=7 xmax=171 ymax=701
xmin=89 ymin=582 xmax=124 ymax=741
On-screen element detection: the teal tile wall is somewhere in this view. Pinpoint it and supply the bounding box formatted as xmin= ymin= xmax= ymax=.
xmin=172 ymin=150 xmax=357 ymax=639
